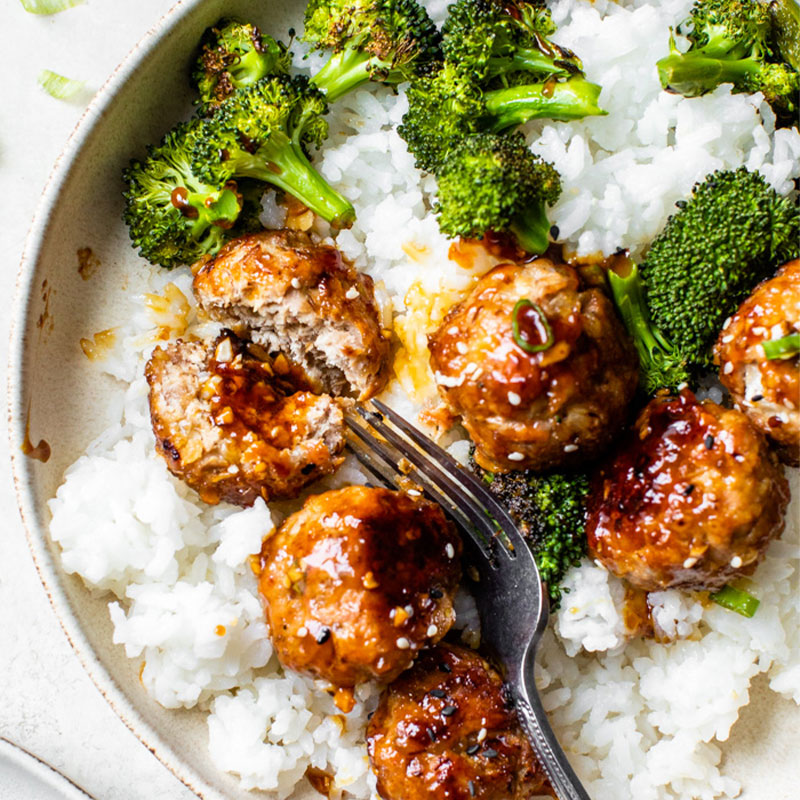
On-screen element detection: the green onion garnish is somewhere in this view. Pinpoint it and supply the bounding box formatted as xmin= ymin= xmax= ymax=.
xmin=37 ymin=70 xmax=85 ymax=100
xmin=710 ymin=585 xmax=760 ymax=618
xmin=762 ymin=332 xmax=800 ymax=360
xmin=20 ymin=0 xmax=83 ymax=13
xmin=512 ymin=298 xmax=554 ymax=354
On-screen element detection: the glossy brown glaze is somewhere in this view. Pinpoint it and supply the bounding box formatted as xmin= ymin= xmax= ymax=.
xmin=367 ymin=643 xmax=552 ymax=800
xmin=714 ymin=259 xmax=800 ymax=466
xmin=587 ymin=389 xmax=789 ymax=591
xmin=428 ymin=258 xmax=638 ymax=472
xmin=193 ymin=230 xmax=390 ymax=400
xmin=146 ymin=332 xmax=345 ymax=506
xmin=259 ymin=487 xmax=462 ymax=690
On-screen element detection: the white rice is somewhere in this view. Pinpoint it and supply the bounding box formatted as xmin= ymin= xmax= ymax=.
xmin=48 ymin=0 xmax=800 ymax=797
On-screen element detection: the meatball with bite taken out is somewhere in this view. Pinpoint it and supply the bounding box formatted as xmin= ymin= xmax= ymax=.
xmin=146 ymin=331 xmax=345 ymax=506
xmin=428 ymin=258 xmax=638 ymax=473
xmin=586 ymin=389 xmax=789 ymax=592
xmin=714 ymin=259 xmax=800 ymax=466
xmin=193 ymin=229 xmax=391 ymax=400
xmin=367 ymin=643 xmax=552 ymax=800
xmin=258 ymin=486 xmax=461 ymax=701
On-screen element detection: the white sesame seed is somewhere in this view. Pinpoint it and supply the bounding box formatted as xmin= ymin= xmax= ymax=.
xmin=407 ymin=488 xmax=421 ymax=497
xmin=345 ymin=285 xmax=359 ymax=300
xmin=297 ymin=626 xmax=308 ymax=637
xmin=723 ymin=361 xmax=734 ymax=374
xmin=477 ymin=728 xmax=487 ymax=742
xmin=464 ymin=363 xmax=477 ymax=375
xmin=427 ymin=624 xmax=438 ymax=637
xmin=507 ymin=451 xmax=525 ymax=461
xmin=507 ymin=391 xmax=521 ymax=406
xmin=683 ymin=557 xmax=697 ymax=569
xmin=677 ymin=382 xmax=689 ymax=391
xmin=227 ymin=464 xmax=240 ymax=474
xmin=730 ymin=556 xmax=743 ymax=569
xmin=722 ymin=317 xmax=732 ymax=330
xmin=445 ymin=543 xmax=455 ymax=559
xmin=456 ymin=342 xmax=468 ymax=355
xmin=784 ymin=399 xmax=796 ymax=410
xmin=722 ymin=335 xmax=734 ymax=344
xmin=404 ymin=605 xmax=414 ymax=617
xmin=448 ymin=326 xmax=460 ymax=335
xmin=291 ymin=277 xmax=302 ymax=289
xmin=564 ymin=444 xmax=578 ymax=453
xmin=752 ymin=326 xmax=766 ymax=336
xmin=396 ymin=637 xmax=411 ymax=650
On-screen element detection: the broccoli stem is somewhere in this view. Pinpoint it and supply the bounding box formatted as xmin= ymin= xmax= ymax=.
xmin=311 ymin=47 xmax=377 ymax=102
xmin=231 ymin=131 xmax=355 ymax=227
xmin=657 ymin=52 xmax=762 ymax=97
xmin=488 ymin=46 xmax=575 ymax=80
xmin=483 ymin=76 xmax=605 ymax=132
xmin=184 ymin=186 xmax=241 ymax=238
xmin=509 ymin=197 xmax=551 ymax=255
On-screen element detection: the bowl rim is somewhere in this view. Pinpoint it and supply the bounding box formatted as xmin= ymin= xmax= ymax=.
xmin=8 ymin=2 xmax=214 ymax=797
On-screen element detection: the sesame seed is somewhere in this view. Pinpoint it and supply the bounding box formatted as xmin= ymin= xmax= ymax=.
xmin=682 ymin=484 xmax=695 ymax=496
xmin=445 ymin=543 xmax=455 ymax=559
xmin=484 ymin=748 xmax=498 ymax=759
xmin=722 ymin=317 xmax=732 ymax=330
xmin=507 ymin=451 xmax=524 ymax=461
xmin=564 ymin=444 xmax=578 ymax=453
xmin=730 ymin=556 xmax=743 ymax=568
xmin=442 ymin=705 xmax=457 ymax=717
xmin=430 ymin=689 xmax=446 ymax=699
xmin=750 ymin=394 xmax=764 ymax=403
xmin=785 ymin=399 xmax=796 ymax=410
xmin=427 ymin=624 xmax=439 ymax=637
xmin=297 ymin=626 xmax=308 ymax=637
xmin=507 ymin=391 xmax=521 ymax=406
xmin=723 ymin=362 xmax=734 ymax=375
xmin=456 ymin=342 xmax=468 ymax=355
xmin=752 ymin=326 xmax=765 ymax=336
xmin=683 ymin=557 xmax=697 ymax=569
xmin=291 ymin=277 xmax=302 ymax=289
xmin=722 ymin=335 xmax=734 ymax=344
xmin=704 ymin=435 xmax=715 ymax=450
xmin=429 ymin=588 xmax=443 ymax=599
xmin=467 ymin=744 xmax=480 ymax=756
xmin=448 ymin=326 xmax=459 ymax=335
xmin=316 ymin=628 xmax=331 ymax=644
xmin=477 ymin=727 xmax=487 ymax=742
xmin=345 ymin=285 xmax=359 ymax=300
xmin=468 ymin=781 xmax=476 ymax=797
xmin=427 ymin=727 xmax=437 ymax=742
xmin=464 ymin=362 xmax=477 ymax=374
xmin=404 ymin=605 xmax=414 ymax=617
xmin=439 ymin=662 xmax=452 ymax=673
xmin=396 ymin=637 xmax=411 ymax=650
xmin=407 ymin=489 xmax=421 ymax=497
xmin=227 ymin=464 xmax=240 ymax=474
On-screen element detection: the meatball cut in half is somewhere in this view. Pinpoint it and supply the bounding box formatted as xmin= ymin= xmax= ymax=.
xmin=587 ymin=389 xmax=789 ymax=592
xmin=146 ymin=332 xmax=345 ymax=506
xmin=258 ymin=486 xmax=461 ymax=692
xmin=193 ymin=229 xmax=390 ymax=400
xmin=428 ymin=259 xmax=638 ymax=473
xmin=714 ymin=259 xmax=800 ymax=466
xmin=367 ymin=643 xmax=551 ymax=800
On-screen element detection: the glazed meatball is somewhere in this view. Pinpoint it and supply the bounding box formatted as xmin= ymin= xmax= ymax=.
xmin=146 ymin=332 xmax=345 ymax=506
xmin=586 ymin=389 xmax=789 ymax=592
xmin=258 ymin=486 xmax=461 ymax=692
xmin=193 ymin=230 xmax=390 ymax=400
xmin=428 ymin=259 xmax=638 ymax=472
xmin=367 ymin=643 xmax=552 ymax=800
xmin=714 ymin=259 xmax=800 ymax=466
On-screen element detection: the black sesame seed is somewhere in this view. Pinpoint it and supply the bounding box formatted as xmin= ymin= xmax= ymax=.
xmin=430 ymin=689 xmax=446 ymax=699
xmin=442 ymin=705 xmax=457 ymax=717
xmin=466 ymin=744 xmax=480 ymax=756
xmin=704 ymin=434 xmax=715 ymax=449
xmin=484 ymin=748 xmax=498 ymax=758
xmin=301 ymin=463 xmax=316 ymax=475
xmin=675 ymin=200 xmax=687 ymax=209
xmin=429 ymin=588 xmax=444 ymax=599
xmin=439 ymin=662 xmax=452 ymax=673
xmin=316 ymin=627 xmax=331 ymax=644
xmin=468 ymin=780 xmax=476 ymax=797
xmin=427 ymin=727 xmax=437 ymax=742
xmin=682 ymin=484 xmax=695 ymax=496
xmin=367 ymin=711 xmax=374 ymax=720
xmin=751 ymin=394 xmax=764 ymax=402
xmin=549 ymin=224 xmax=560 ymax=239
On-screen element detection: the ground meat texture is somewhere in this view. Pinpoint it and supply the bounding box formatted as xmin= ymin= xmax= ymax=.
xmin=145 ymin=332 xmax=345 ymax=506
xmin=367 ymin=643 xmax=552 ymax=800
xmin=713 ymin=259 xmax=800 ymax=466
xmin=193 ymin=230 xmax=390 ymax=400
xmin=586 ymin=389 xmax=789 ymax=592
xmin=428 ymin=259 xmax=638 ymax=473
xmin=258 ymin=486 xmax=461 ymax=691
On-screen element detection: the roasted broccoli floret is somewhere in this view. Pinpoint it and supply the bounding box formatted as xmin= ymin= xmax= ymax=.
xmin=303 ymin=0 xmax=441 ymax=102
xmin=609 ymin=167 xmax=800 ymax=393
xmin=193 ymin=19 xmax=292 ymax=112
xmin=190 ymin=74 xmax=355 ymax=228
xmin=123 ymin=121 xmax=243 ymax=269
xmin=473 ymin=455 xmax=590 ymax=607
xmin=435 ymin=132 xmax=561 ymax=254
xmin=656 ymin=0 xmax=800 ymax=116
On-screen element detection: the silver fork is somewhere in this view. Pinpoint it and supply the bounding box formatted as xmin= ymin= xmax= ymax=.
xmin=346 ymin=399 xmax=592 ymax=800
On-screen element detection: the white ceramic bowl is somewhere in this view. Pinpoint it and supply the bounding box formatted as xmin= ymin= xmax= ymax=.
xmin=8 ymin=1 xmax=799 ymax=798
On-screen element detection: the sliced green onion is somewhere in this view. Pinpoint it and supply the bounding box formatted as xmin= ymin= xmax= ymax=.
xmin=762 ymin=332 xmax=800 ymax=360
xmin=20 ymin=0 xmax=83 ymax=13
xmin=37 ymin=70 xmax=85 ymax=100
xmin=512 ymin=299 xmax=554 ymax=354
xmin=710 ymin=585 xmax=760 ymax=618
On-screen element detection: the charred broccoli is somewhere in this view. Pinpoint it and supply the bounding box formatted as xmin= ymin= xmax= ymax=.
xmin=189 ymin=74 xmax=355 ymax=228
xmin=656 ymin=0 xmax=800 ymax=116
xmin=473 ymin=455 xmax=590 ymax=607
xmin=435 ymin=131 xmax=561 ymax=254
xmin=303 ymin=0 xmax=441 ymax=102
xmin=193 ymin=19 xmax=292 ymax=112
xmin=609 ymin=167 xmax=800 ymax=393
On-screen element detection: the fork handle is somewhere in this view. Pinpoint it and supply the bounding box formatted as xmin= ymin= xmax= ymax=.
xmin=512 ymin=648 xmax=592 ymax=800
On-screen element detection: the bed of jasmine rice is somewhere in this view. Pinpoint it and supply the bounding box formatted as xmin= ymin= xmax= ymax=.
xmin=48 ymin=0 xmax=800 ymax=798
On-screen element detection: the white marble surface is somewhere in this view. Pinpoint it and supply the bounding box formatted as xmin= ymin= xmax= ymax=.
xmin=1 ymin=3 xmax=194 ymax=797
